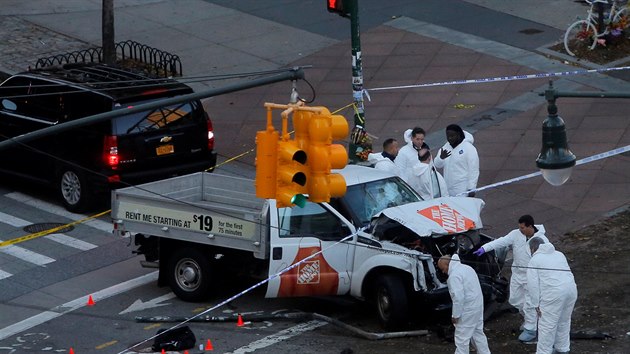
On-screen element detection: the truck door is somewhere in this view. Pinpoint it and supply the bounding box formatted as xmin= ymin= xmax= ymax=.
xmin=266 ymin=201 xmax=355 ymax=298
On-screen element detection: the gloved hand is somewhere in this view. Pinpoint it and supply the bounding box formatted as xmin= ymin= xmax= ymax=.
xmin=473 ymin=247 xmax=485 ymax=256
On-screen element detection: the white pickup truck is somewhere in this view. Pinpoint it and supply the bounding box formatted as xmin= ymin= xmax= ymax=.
xmin=112 ymin=165 xmax=508 ymax=329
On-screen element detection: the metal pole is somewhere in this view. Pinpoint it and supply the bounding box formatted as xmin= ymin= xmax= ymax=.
xmin=348 ymin=0 xmax=366 ymax=163
xmin=0 ymin=68 xmax=305 ymax=151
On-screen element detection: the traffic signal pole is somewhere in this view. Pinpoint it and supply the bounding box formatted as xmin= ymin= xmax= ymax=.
xmin=348 ymin=0 xmax=366 ymax=163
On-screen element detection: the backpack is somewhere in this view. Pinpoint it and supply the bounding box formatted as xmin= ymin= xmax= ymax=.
xmin=151 ymin=325 xmax=196 ymax=351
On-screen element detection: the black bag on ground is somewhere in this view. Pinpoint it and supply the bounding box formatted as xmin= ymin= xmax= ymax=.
xmin=151 ymin=325 xmax=196 ymax=351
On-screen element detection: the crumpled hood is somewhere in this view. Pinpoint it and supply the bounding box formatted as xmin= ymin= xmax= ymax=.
xmin=377 ymin=197 xmax=485 ymax=236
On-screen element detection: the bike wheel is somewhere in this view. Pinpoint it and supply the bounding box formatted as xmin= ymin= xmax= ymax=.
xmin=564 ymin=20 xmax=598 ymax=57
xmin=613 ymin=8 xmax=630 ymax=31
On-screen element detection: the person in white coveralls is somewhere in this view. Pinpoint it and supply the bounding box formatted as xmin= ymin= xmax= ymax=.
xmin=394 ymin=127 xmax=429 ymax=183
xmin=473 ymin=215 xmax=549 ymax=343
xmin=438 ymin=254 xmax=491 ymax=354
xmin=434 ymin=124 xmax=479 ymax=197
xmin=527 ymin=237 xmax=577 ymax=354
xmin=367 ymin=138 xmax=400 ymax=176
xmin=409 ymin=148 xmax=448 ymax=200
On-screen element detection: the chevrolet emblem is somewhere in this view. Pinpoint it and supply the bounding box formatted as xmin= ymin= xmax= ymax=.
xmin=160 ymin=136 xmax=173 ymax=143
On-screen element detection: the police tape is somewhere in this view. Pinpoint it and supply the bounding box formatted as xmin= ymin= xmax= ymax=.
xmin=366 ymin=65 xmax=630 ymax=92
xmin=461 ymin=144 xmax=630 ymax=195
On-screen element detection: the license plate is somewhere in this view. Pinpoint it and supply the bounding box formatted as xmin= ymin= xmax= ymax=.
xmin=156 ymin=144 xmax=174 ymax=156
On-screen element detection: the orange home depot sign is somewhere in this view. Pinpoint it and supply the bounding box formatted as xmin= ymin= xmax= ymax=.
xmin=418 ymin=203 xmax=476 ymax=233
xmin=278 ymin=246 xmax=339 ymax=297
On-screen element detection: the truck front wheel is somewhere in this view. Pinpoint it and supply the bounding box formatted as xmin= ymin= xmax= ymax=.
xmin=167 ymin=247 xmax=213 ymax=301
xmin=374 ymin=274 xmax=409 ymax=330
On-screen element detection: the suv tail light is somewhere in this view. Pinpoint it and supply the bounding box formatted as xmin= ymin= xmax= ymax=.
xmin=207 ymin=119 xmax=215 ymax=150
xmin=103 ymin=135 xmax=119 ymax=169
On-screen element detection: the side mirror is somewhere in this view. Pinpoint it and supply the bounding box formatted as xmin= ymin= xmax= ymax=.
xmin=1 ymin=99 xmax=17 ymax=111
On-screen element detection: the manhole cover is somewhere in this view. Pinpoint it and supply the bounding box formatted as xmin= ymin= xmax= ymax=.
xmin=23 ymin=222 xmax=74 ymax=233
xmin=519 ymin=28 xmax=543 ymax=35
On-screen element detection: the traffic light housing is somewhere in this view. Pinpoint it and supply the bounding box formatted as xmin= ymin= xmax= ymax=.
xmin=256 ymin=103 xmax=349 ymax=207
xmin=327 ymin=0 xmax=350 ymax=16
xmin=276 ymin=139 xmax=307 ymax=208
xmin=255 ymin=129 xmax=278 ymax=199
xmin=307 ymin=107 xmax=349 ymax=203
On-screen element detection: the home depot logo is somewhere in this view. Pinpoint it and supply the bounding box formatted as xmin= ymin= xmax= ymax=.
xmin=418 ymin=204 xmax=475 ymax=233
xmin=297 ymin=260 xmax=320 ymax=284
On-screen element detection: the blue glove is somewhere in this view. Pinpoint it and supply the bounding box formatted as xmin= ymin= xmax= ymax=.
xmin=473 ymin=247 xmax=485 ymax=256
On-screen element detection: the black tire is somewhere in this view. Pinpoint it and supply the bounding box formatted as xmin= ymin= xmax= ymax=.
xmin=57 ymin=166 xmax=91 ymax=212
xmin=167 ymin=247 xmax=213 ymax=302
xmin=374 ymin=274 xmax=409 ymax=330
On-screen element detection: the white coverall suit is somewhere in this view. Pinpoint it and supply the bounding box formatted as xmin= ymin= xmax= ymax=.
xmin=481 ymin=225 xmax=548 ymax=331
xmin=447 ymin=254 xmax=491 ymax=354
xmin=367 ymin=152 xmax=401 ymax=177
xmin=434 ymin=131 xmax=479 ymax=196
xmin=527 ymin=243 xmax=577 ymax=354
xmin=408 ymin=161 xmax=449 ymax=200
xmin=394 ymin=129 xmax=423 ymax=184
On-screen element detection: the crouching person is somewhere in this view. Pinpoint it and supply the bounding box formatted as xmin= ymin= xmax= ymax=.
xmin=438 ymin=254 xmax=491 ymax=354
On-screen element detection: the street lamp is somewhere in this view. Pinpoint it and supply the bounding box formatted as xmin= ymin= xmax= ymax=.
xmin=536 ymin=82 xmax=576 ymax=186
xmin=536 ymin=80 xmax=630 ymax=186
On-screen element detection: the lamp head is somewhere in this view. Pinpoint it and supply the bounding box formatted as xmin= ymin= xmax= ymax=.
xmin=536 ymin=103 xmax=576 ymax=186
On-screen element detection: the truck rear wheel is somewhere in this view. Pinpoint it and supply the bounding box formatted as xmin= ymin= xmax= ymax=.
xmin=374 ymin=274 xmax=409 ymax=330
xmin=167 ymin=247 xmax=213 ymax=301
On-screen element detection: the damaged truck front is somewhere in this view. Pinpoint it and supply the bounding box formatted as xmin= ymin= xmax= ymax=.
xmin=112 ymin=165 xmax=508 ymax=329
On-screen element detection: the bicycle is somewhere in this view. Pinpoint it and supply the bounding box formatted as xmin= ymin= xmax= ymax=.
xmin=563 ymin=0 xmax=630 ymax=57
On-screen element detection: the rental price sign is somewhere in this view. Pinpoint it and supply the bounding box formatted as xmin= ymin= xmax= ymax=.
xmin=118 ymin=202 xmax=256 ymax=238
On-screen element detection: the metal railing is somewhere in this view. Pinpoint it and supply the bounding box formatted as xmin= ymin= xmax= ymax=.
xmin=34 ymin=40 xmax=182 ymax=77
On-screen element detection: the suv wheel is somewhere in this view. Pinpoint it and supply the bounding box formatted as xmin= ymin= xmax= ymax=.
xmin=58 ymin=166 xmax=91 ymax=212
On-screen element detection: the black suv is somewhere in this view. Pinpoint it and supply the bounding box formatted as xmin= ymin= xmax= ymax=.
xmin=0 ymin=63 xmax=217 ymax=212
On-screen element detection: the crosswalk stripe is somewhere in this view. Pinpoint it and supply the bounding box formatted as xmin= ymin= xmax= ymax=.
xmin=0 ymin=211 xmax=55 ymax=265
xmin=44 ymin=233 xmax=97 ymax=251
xmin=0 ymin=243 xmax=55 ymax=265
xmin=4 ymin=192 xmax=112 ymax=233
xmin=0 ymin=211 xmax=30 ymax=227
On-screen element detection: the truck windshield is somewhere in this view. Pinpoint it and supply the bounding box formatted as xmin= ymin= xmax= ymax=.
xmin=342 ymin=177 xmax=421 ymax=226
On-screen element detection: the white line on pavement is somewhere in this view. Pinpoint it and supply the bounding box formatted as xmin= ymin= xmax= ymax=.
xmin=0 ymin=243 xmax=55 ymax=266
xmin=225 ymin=320 xmax=328 ymax=354
xmin=0 ymin=271 xmax=158 ymax=341
xmin=0 ymin=269 xmax=12 ymax=280
xmin=0 ymin=211 xmax=29 ymax=227
xmin=44 ymin=233 xmax=97 ymax=251
xmin=4 ymin=192 xmax=112 ymax=233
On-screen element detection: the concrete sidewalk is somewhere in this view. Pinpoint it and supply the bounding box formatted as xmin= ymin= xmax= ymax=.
xmin=1 ymin=0 xmax=629 ymax=238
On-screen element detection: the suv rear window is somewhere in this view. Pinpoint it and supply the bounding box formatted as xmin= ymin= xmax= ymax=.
xmin=112 ymin=100 xmax=199 ymax=135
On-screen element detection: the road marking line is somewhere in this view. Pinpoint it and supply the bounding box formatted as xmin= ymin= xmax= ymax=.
xmin=0 ymin=269 xmax=12 ymax=280
xmin=44 ymin=233 xmax=97 ymax=251
xmin=225 ymin=320 xmax=327 ymax=354
xmin=4 ymin=192 xmax=112 ymax=233
xmin=95 ymin=340 xmax=118 ymax=350
xmin=0 ymin=271 xmax=158 ymax=341
xmin=0 ymin=211 xmax=30 ymax=227
xmin=0 ymin=242 xmax=55 ymax=266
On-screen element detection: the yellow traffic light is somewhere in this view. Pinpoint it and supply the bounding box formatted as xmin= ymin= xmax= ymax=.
xmin=255 ymin=129 xmax=278 ymax=199
xmin=276 ymin=139 xmax=307 ymax=208
xmin=307 ymin=107 xmax=349 ymax=203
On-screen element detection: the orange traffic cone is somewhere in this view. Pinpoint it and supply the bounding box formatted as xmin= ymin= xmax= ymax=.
xmin=161 ymin=349 xmax=166 ymax=354
xmin=87 ymin=295 xmax=95 ymax=306
xmin=205 ymin=339 xmax=214 ymax=351
xmin=237 ymin=314 xmax=245 ymax=327
xmin=69 ymin=348 xmax=75 ymax=354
